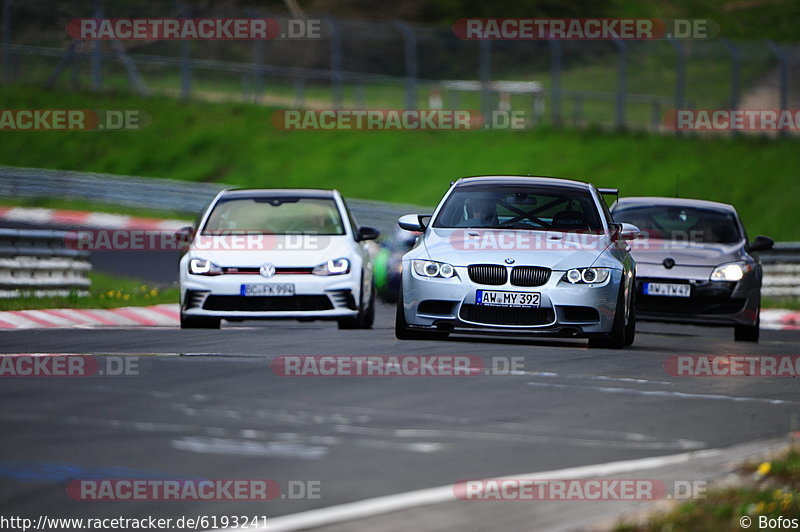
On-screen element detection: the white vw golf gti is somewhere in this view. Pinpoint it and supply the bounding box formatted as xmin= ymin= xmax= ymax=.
xmin=179 ymin=189 xmax=379 ymax=329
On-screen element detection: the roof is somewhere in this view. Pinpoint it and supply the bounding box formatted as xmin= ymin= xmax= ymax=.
xmin=218 ymin=188 xmax=337 ymax=199
xmin=613 ymin=196 xmax=736 ymax=212
xmin=454 ymin=175 xmax=593 ymax=190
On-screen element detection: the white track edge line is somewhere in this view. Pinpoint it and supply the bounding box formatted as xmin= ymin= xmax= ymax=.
xmin=206 ymin=448 xmax=721 ymax=532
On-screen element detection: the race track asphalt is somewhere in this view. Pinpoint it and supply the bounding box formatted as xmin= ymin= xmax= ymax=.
xmin=1 ymin=305 xmax=798 ymax=530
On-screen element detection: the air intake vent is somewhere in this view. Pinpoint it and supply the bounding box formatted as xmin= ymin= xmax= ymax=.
xmin=185 ymin=290 xmax=208 ymax=309
xmin=460 ymin=305 xmax=555 ymax=326
xmin=418 ymin=300 xmax=454 ymax=315
xmin=327 ymin=289 xmax=356 ymax=309
xmin=468 ymin=264 xmax=507 ymax=285
xmin=203 ymin=296 xmax=333 ymax=311
xmin=511 ymin=266 xmax=551 ymax=287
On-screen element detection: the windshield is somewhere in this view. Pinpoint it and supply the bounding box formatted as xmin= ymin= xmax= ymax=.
xmin=201 ymin=197 xmax=345 ymax=235
xmin=613 ymin=204 xmax=741 ymax=244
xmin=432 ymin=184 xmax=603 ymax=231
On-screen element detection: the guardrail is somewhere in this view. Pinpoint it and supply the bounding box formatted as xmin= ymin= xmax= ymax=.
xmin=0 ymin=229 xmax=91 ymax=298
xmin=761 ymin=242 xmax=800 ymax=297
xmin=0 ymin=166 xmax=430 ymax=237
xmin=0 ymin=166 xmax=226 ymax=214
xmin=0 ymin=166 xmax=797 ymax=299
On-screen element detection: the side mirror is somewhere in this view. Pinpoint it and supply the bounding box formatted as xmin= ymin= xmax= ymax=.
xmin=620 ymin=223 xmax=640 ymax=241
xmin=398 ymin=214 xmax=430 ymax=232
xmin=749 ymin=235 xmax=774 ymax=252
xmin=175 ymin=226 xmax=194 ymax=242
xmin=356 ymin=226 xmax=380 ymax=241
xmin=611 ymin=222 xmax=639 ymax=241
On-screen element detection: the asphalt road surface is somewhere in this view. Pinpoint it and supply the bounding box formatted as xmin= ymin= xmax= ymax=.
xmin=1 ymin=304 xmax=798 ymax=530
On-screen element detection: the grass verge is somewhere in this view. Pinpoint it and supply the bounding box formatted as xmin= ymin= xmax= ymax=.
xmin=615 ymin=444 xmax=800 ymax=531
xmin=0 ymin=271 xmax=178 ymax=311
xmin=763 ymin=298 xmax=800 ymax=311
xmin=0 ymin=86 xmax=798 ymax=241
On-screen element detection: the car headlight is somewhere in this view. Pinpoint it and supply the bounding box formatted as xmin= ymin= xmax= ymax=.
xmin=412 ymin=260 xmax=456 ymax=279
xmin=312 ymin=258 xmax=350 ymax=276
xmin=562 ymin=268 xmax=611 ymax=285
xmin=189 ymin=258 xmax=222 ymax=276
xmin=710 ymin=261 xmax=753 ymax=282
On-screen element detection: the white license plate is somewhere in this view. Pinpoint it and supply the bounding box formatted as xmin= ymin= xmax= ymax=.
xmin=643 ymin=282 xmax=690 ymax=298
xmin=476 ymin=290 xmax=540 ymax=307
xmin=241 ymin=283 xmax=295 ymax=296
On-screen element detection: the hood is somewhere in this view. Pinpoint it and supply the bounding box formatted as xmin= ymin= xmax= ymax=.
xmin=629 ymin=239 xmax=746 ymax=267
xmin=189 ymin=234 xmax=349 ymax=267
xmin=421 ymin=228 xmax=613 ymax=270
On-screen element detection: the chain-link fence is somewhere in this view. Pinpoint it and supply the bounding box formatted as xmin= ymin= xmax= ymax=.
xmin=1 ymin=0 xmax=799 ymax=132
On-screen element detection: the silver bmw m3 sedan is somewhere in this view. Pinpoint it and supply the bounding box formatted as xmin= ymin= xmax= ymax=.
xmin=395 ymin=176 xmax=640 ymax=348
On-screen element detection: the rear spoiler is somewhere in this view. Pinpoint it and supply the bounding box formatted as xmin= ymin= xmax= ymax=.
xmin=598 ymin=187 xmax=619 ymax=207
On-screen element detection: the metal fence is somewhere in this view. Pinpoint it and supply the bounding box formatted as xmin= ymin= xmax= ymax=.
xmin=0 ymin=228 xmax=91 ymax=298
xmin=2 ymin=1 xmax=799 ymax=132
xmin=761 ymin=243 xmax=800 ymax=298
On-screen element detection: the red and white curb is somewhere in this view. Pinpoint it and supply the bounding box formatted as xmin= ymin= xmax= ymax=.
xmin=761 ymin=309 xmax=800 ymax=331
xmin=0 ymin=304 xmax=179 ymax=329
xmin=0 ymin=305 xmax=797 ymax=330
xmin=0 ymin=206 xmax=186 ymax=231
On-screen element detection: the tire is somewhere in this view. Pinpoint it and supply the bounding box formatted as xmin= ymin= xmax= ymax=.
xmin=394 ymin=288 xmax=449 ymax=341
xmin=623 ymin=281 xmax=636 ymax=347
xmin=588 ymin=284 xmax=627 ymax=349
xmin=180 ymin=314 xmax=221 ymax=329
xmin=338 ymin=276 xmax=375 ymax=330
xmin=734 ymin=315 xmax=760 ymax=342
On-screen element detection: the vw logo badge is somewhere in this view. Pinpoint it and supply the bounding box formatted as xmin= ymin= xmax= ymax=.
xmin=504 ymin=258 xmax=515 ymax=265
xmin=662 ymin=257 xmax=675 ymax=269
xmin=259 ymin=262 xmax=276 ymax=278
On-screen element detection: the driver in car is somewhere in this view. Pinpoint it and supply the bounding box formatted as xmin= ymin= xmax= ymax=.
xmin=461 ymin=197 xmax=499 ymax=227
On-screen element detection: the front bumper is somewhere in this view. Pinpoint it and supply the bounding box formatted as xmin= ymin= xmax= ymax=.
xmin=400 ymin=265 xmax=622 ymax=336
xmin=635 ymin=277 xmax=759 ymax=326
xmin=181 ymin=273 xmax=359 ymax=320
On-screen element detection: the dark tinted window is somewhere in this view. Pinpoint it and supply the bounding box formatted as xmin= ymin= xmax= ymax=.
xmin=433 ymin=184 xmax=603 ymax=231
xmin=613 ymin=205 xmax=741 ymax=244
